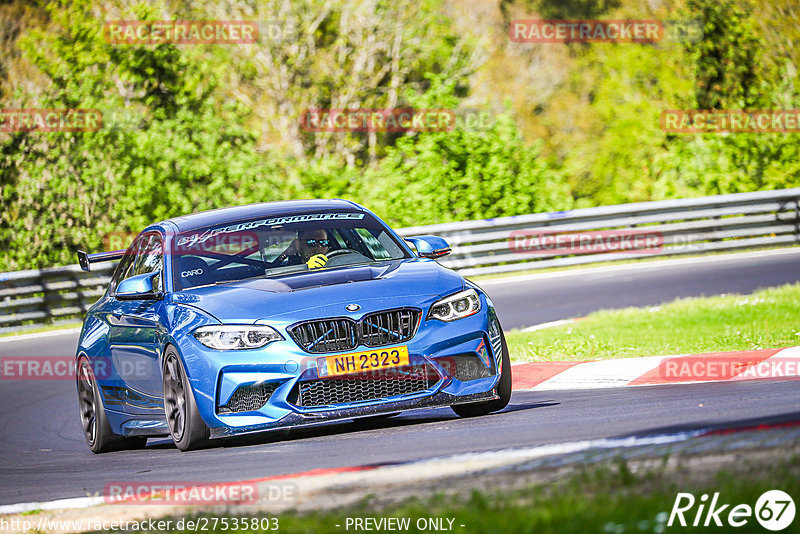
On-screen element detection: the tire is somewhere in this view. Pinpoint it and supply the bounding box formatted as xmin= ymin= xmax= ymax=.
xmin=451 ymin=329 xmax=512 ymax=418
xmin=163 ymin=347 xmax=210 ymax=451
xmin=77 ymin=357 xmax=147 ymax=453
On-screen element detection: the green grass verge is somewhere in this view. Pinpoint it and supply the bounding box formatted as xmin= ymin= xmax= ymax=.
xmin=146 ymin=450 xmax=800 ymax=534
xmin=505 ymin=283 xmax=800 ymax=362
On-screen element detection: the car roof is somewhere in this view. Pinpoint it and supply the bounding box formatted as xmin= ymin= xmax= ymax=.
xmin=159 ymin=199 xmax=364 ymax=233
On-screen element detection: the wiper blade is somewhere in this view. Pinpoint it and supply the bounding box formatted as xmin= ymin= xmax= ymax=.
xmin=262 ymin=260 xmax=377 ymax=279
xmin=214 ymin=274 xmax=264 ymax=285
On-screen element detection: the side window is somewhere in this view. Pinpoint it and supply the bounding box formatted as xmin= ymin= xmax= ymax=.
xmin=353 ymin=228 xmax=400 ymax=260
xmin=133 ymin=234 xmax=164 ymax=291
xmin=110 ymin=234 xmax=163 ymax=295
xmin=108 ymin=238 xmax=141 ymax=294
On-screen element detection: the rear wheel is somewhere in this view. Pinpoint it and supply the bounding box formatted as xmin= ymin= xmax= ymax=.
xmin=451 ymin=330 xmax=512 ymax=418
xmin=163 ymin=347 xmax=210 ymax=451
xmin=77 ymin=357 xmax=147 ymax=453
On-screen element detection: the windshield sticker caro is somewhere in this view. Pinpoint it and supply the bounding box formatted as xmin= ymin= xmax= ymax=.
xmin=176 ymin=212 xmax=365 ymax=249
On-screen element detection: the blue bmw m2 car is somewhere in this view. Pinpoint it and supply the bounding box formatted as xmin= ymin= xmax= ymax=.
xmin=75 ymin=200 xmax=511 ymax=452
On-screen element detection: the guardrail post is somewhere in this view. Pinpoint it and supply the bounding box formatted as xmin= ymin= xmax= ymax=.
xmin=795 ymin=195 xmax=799 ymax=243
xmin=41 ymin=271 xmax=54 ymax=324
xmin=778 ymin=195 xmax=800 ymax=243
xmin=73 ymin=269 xmax=87 ymax=316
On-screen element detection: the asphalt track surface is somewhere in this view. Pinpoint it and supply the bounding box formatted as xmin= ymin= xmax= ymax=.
xmin=2 ymin=249 xmax=800 ymax=505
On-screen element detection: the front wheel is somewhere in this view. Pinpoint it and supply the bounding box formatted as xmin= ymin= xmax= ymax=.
xmin=163 ymin=347 xmax=210 ymax=451
xmin=451 ymin=329 xmax=512 ymax=418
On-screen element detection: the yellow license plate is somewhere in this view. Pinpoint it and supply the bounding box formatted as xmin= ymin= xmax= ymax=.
xmin=318 ymin=346 xmax=410 ymax=378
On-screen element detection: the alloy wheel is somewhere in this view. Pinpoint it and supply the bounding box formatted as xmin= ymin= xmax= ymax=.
xmin=163 ymin=353 xmax=186 ymax=441
xmin=77 ymin=360 xmax=97 ymax=446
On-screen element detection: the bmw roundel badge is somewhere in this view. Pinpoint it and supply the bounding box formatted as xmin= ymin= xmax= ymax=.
xmin=345 ymin=304 xmax=360 ymax=312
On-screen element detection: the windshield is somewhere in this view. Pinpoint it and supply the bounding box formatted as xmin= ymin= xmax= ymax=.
xmin=171 ymin=211 xmax=410 ymax=290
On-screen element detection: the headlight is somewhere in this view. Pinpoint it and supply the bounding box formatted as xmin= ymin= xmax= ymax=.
xmin=193 ymin=325 xmax=284 ymax=350
xmin=428 ymin=289 xmax=481 ymax=322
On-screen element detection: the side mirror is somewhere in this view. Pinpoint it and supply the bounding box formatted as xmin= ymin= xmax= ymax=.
xmin=116 ymin=272 xmax=163 ymax=301
xmin=405 ymin=236 xmax=451 ymax=259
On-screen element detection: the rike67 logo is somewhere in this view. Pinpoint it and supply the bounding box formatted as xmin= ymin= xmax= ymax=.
xmin=668 ymin=490 xmax=795 ymax=531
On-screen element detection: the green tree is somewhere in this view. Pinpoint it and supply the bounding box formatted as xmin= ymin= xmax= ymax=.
xmin=226 ymin=0 xmax=479 ymax=165
xmin=0 ymin=0 xmax=285 ymax=271
xmin=365 ymin=77 xmax=572 ymax=226
xmin=684 ymin=0 xmax=768 ymax=109
xmin=655 ymin=0 xmax=800 ymax=197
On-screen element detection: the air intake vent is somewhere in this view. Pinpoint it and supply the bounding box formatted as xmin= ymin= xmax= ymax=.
xmin=293 ymin=364 xmax=439 ymax=407
xmin=438 ymin=354 xmax=493 ymax=381
xmin=218 ymin=382 xmax=280 ymax=414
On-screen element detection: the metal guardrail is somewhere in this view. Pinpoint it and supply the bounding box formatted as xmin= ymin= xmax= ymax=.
xmin=1 ymin=188 xmax=798 ymax=330
xmin=0 ymin=262 xmax=116 ymax=329
xmin=396 ymin=188 xmax=800 ymax=277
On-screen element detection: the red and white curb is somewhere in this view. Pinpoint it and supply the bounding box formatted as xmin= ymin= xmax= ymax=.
xmin=512 ymin=346 xmax=800 ymax=391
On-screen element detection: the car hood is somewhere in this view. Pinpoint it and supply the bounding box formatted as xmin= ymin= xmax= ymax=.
xmin=170 ymin=259 xmax=464 ymax=323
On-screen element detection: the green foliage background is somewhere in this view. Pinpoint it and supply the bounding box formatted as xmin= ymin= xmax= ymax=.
xmin=0 ymin=0 xmax=798 ymax=270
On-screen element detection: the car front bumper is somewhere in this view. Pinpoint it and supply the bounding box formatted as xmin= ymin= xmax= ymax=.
xmin=172 ymin=299 xmax=504 ymax=439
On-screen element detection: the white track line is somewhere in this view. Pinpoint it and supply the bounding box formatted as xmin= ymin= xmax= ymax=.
xmin=0 ymin=327 xmax=81 ymax=344
xmin=520 ymin=319 xmax=577 ymax=332
xmin=0 ymin=496 xmax=104 ymax=515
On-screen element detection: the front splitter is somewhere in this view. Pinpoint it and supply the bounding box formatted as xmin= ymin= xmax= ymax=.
xmin=208 ymin=389 xmax=498 ymax=439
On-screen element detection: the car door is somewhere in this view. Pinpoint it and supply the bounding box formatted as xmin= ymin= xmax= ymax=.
xmin=107 ymin=233 xmax=167 ymax=415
